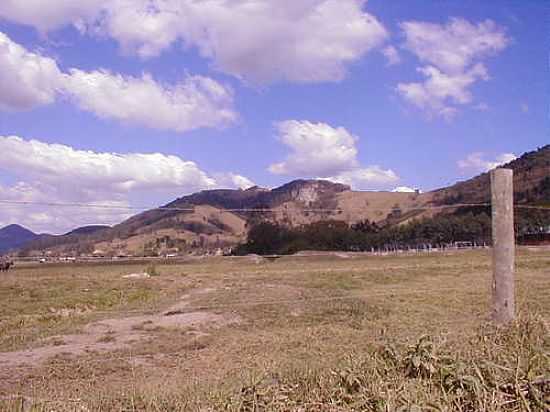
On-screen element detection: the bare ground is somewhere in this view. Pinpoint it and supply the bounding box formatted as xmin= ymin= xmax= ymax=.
xmin=0 ymin=285 xmax=240 ymax=385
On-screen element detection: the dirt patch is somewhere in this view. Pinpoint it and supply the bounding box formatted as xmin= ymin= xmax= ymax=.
xmin=0 ymin=330 xmax=140 ymax=371
xmin=0 ymin=306 xmax=238 ymax=374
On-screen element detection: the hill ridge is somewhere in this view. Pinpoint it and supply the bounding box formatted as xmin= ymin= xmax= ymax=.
xmin=13 ymin=145 xmax=550 ymax=257
xmin=0 ymin=224 xmax=38 ymax=254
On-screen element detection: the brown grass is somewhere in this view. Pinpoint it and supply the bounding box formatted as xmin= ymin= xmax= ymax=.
xmin=0 ymin=249 xmax=548 ymax=411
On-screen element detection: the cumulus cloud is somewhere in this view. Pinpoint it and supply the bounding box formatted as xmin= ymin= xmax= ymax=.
xmin=397 ymin=18 xmax=509 ymax=118
xmin=458 ymin=152 xmax=517 ymax=173
xmin=400 ymin=18 xmax=509 ymax=74
xmin=179 ymin=0 xmax=388 ymax=83
xmin=0 ymin=135 xmax=254 ymax=233
xmin=0 ymin=135 xmax=219 ymax=193
xmin=96 ymin=0 xmax=181 ymax=58
xmin=63 ymin=70 xmax=237 ymax=131
xmin=269 ymin=120 xmax=399 ymax=190
xmin=1 ymin=0 xmax=388 ymax=84
xmin=269 ymin=121 xmax=359 ymax=177
xmin=0 ymin=32 xmax=64 ymax=110
xmin=397 ymin=64 xmax=488 ymax=120
xmin=0 ymin=31 xmax=237 ymax=131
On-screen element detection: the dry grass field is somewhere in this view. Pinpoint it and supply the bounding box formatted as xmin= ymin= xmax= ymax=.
xmin=0 ymin=249 xmax=548 ymax=411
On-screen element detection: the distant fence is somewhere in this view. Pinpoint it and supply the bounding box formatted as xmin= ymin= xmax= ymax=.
xmin=517 ymin=232 xmax=550 ymax=245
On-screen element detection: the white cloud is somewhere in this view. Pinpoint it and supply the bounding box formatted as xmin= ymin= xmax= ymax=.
xmin=397 ymin=64 xmax=488 ymax=120
xmin=0 ymin=135 xmax=217 ymax=193
xmin=392 ymin=186 xmax=417 ymax=193
xmin=96 ymin=0 xmax=181 ymax=59
xmin=63 ymin=70 xmax=237 ymax=132
xmin=0 ymin=135 xmax=254 ymax=233
xmin=397 ymin=18 xmax=509 ymax=118
xmin=1 ymin=0 xmax=388 ymax=84
xmin=0 ymin=0 xmax=106 ymax=32
xmin=0 ymin=32 xmax=64 ymax=110
xmin=181 ymin=0 xmax=388 ymax=83
xmin=0 ymin=181 xmax=133 ymax=234
xmin=212 ymin=173 xmax=255 ymax=190
xmin=0 ymin=31 xmax=237 ymax=132
xmin=400 ymin=18 xmax=509 ymax=74
xmin=269 ymin=120 xmax=399 ymax=190
xmin=382 ymin=45 xmax=401 ymax=66
xmin=458 ymin=152 xmax=517 ymax=173
xmin=269 ymin=121 xmax=359 ymax=177
xmin=326 ymin=167 xmax=399 ymax=190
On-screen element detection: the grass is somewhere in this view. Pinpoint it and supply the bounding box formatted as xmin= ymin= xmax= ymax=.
xmin=146 ymin=263 xmax=160 ymax=277
xmin=208 ymin=315 xmax=548 ymax=412
xmin=0 ymin=249 xmax=548 ymax=411
xmin=0 ymin=263 xmax=187 ymax=352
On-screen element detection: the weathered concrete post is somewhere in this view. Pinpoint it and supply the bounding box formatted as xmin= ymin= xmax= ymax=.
xmin=490 ymin=168 xmax=515 ymax=324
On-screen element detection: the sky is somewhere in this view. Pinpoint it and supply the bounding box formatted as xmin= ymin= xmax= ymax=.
xmin=0 ymin=0 xmax=548 ymax=234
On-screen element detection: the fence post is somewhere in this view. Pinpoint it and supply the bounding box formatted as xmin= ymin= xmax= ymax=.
xmin=490 ymin=168 xmax=515 ymax=324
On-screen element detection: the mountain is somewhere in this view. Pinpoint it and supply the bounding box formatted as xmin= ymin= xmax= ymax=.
xmin=17 ymin=145 xmax=550 ymax=257
xmin=0 ymin=224 xmax=39 ymax=254
xmin=16 ymin=225 xmax=111 ymax=256
xmin=20 ymin=179 xmax=426 ymax=256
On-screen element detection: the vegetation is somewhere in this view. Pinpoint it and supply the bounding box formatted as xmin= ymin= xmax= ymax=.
xmin=234 ymin=214 xmax=484 ymax=255
xmin=0 ymin=250 xmax=548 ymax=411
xmin=209 ymin=316 xmax=548 ymax=411
xmin=235 ymin=207 xmax=550 ymax=256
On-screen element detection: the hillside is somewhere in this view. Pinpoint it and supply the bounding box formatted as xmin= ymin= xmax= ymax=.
xmin=430 ymin=145 xmax=550 ymax=206
xmin=18 ymin=225 xmax=111 ymax=256
xmin=18 ymin=145 xmax=550 ymax=257
xmin=0 ymin=224 xmax=39 ymax=254
xmin=21 ymin=180 xmax=425 ymax=257
xmin=65 ymin=225 xmax=111 ymax=236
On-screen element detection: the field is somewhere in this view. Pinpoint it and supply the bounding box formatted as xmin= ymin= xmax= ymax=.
xmin=0 ymin=249 xmax=549 ymax=411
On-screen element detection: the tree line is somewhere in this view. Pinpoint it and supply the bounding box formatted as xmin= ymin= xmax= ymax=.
xmin=234 ymin=209 xmax=550 ymax=256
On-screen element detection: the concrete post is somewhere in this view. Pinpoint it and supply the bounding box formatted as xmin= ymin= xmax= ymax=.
xmin=490 ymin=168 xmax=515 ymax=324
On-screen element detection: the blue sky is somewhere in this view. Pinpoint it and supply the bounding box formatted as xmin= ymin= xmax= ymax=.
xmin=0 ymin=0 xmax=547 ymax=233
